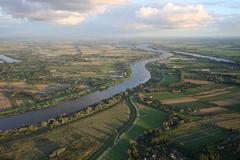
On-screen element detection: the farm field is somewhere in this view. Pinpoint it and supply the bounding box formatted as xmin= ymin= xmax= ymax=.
xmin=0 ymin=93 xmax=11 ymax=109
xmin=227 ymin=104 xmax=240 ymax=112
xmin=0 ymin=101 xmax=130 ymax=160
xmin=170 ymin=122 xmax=229 ymax=151
xmin=145 ymin=82 xmax=240 ymax=112
xmin=200 ymin=112 xmax=240 ymax=130
xmin=105 ymin=102 xmax=168 ymax=160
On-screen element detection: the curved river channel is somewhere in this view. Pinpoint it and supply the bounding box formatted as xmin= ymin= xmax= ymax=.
xmin=0 ymin=51 xmax=172 ymax=131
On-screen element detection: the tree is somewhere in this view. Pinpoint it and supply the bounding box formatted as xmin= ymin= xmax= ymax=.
xmin=198 ymin=149 xmax=220 ymax=160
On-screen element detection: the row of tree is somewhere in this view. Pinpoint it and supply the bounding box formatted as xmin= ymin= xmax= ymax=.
xmin=0 ymin=94 xmax=123 ymax=139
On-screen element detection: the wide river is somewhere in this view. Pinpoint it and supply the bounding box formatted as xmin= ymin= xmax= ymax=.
xmin=0 ymin=51 xmax=172 ymax=131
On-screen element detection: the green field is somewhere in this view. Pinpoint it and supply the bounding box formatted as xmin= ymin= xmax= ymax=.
xmin=0 ymin=101 xmax=130 ymax=160
xmin=171 ymin=123 xmax=228 ymax=151
xmin=146 ymin=91 xmax=186 ymax=101
xmin=160 ymin=70 xmax=181 ymax=86
xmin=105 ymin=102 xmax=168 ymax=160
xmin=48 ymin=60 xmax=118 ymax=78
xmin=171 ymin=101 xmax=215 ymax=109
xmin=227 ymin=104 xmax=240 ymax=112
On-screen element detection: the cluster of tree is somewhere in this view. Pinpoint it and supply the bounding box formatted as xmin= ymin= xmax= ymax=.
xmin=49 ymin=147 xmax=66 ymax=158
xmin=138 ymin=91 xmax=201 ymax=115
xmin=184 ymin=70 xmax=240 ymax=85
xmin=198 ymin=148 xmax=220 ymax=160
xmin=195 ymin=131 xmax=240 ymax=160
xmin=127 ymin=115 xmax=182 ymax=160
xmin=0 ymin=94 xmax=123 ymax=139
xmin=113 ymin=62 xmax=131 ymax=79
xmin=173 ymin=82 xmax=200 ymax=92
xmin=138 ymin=96 xmax=178 ymax=114
xmin=147 ymin=63 xmax=182 ymax=86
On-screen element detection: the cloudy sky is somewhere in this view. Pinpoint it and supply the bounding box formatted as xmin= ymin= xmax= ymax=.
xmin=0 ymin=0 xmax=239 ymax=38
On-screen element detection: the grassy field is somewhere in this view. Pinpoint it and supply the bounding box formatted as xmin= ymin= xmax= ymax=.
xmin=227 ymin=104 xmax=240 ymax=112
xmin=48 ymin=60 xmax=119 ymax=78
xmin=105 ymin=102 xmax=168 ymax=160
xmin=0 ymin=101 xmax=130 ymax=160
xmin=146 ymin=91 xmax=186 ymax=101
xmin=200 ymin=112 xmax=240 ymax=130
xmin=171 ymin=101 xmax=214 ymax=109
xmin=159 ymin=70 xmax=181 ymax=87
xmin=171 ymin=122 xmax=228 ymax=151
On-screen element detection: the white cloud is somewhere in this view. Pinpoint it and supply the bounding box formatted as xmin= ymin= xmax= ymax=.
xmin=136 ymin=3 xmax=212 ymax=28
xmin=0 ymin=0 xmax=128 ymax=25
xmin=92 ymin=0 xmax=129 ymax=5
xmin=136 ymin=6 xmax=159 ymax=18
xmin=125 ymin=23 xmax=153 ymax=30
xmin=29 ymin=10 xmax=86 ymax=25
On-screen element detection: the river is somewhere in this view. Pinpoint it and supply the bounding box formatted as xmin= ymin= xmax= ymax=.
xmin=136 ymin=44 xmax=236 ymax=64
xmin=0 ymin=54 xmax=19 ymax=63
xmin=173 ymin=51 xmax=235 ymax=63
xmin=0 ymin=51 xmax=172 ymax=131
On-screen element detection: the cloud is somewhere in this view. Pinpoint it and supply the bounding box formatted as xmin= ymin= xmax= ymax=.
xmin=0 ymin=0 xmax=128 ymax=25
xmin=92 ymin=0 xmax=129 ymax=5
xmin=136 ymin=3 xmax=212 ymax=28
xmin=136 ymin=6 xmax=159 ymax=18
xmin=125 ymin=23 xmax=153 ymax=30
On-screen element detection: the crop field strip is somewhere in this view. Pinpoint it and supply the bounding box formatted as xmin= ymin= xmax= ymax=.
xmin=156 ymin=85 xmax=238 ymax=108
xmin=170 ymin=123 xmax=228 ymax=150
xmin=200 ymin=112 xmax=240 ymax=130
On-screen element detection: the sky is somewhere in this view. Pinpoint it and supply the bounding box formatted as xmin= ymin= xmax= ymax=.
xmin=0 ymin=0 xmax=239 ymax=39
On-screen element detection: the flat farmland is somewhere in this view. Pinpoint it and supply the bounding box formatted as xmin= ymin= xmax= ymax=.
xmin=159 ymin=70 xmax=181 ymax=86
xmin=198 ymin=107 xmax=226 ymax=114
xmin=227 ymin=104 xmax=240 ymax=112
xmin=161 ymin=97 xmax=198 ymax=105
xmin=48 ymin=60 xmax=119 ymax=78
xmin=200 ymin=112 xmax=240 ymax=130
xmin=146 ymin=91 xmax=187 ymax=101
xmin=171 ymin=122 xmax=228 ymax=151
xmin=80 ymin=47 xmax=149 ymax=58
xmin=183 ymin=79 xmax=210 ymax=85
xmin=0 ymin=101 xmax=130 ymax=160
xmin=0 ymin=93 xmax=11 ymax=109
xmin=149 ymin=84 xmax=239 ymax=110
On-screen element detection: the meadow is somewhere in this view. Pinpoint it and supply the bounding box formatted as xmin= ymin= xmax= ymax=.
xmin=170 ymin=123 xmax=229 ymax=151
